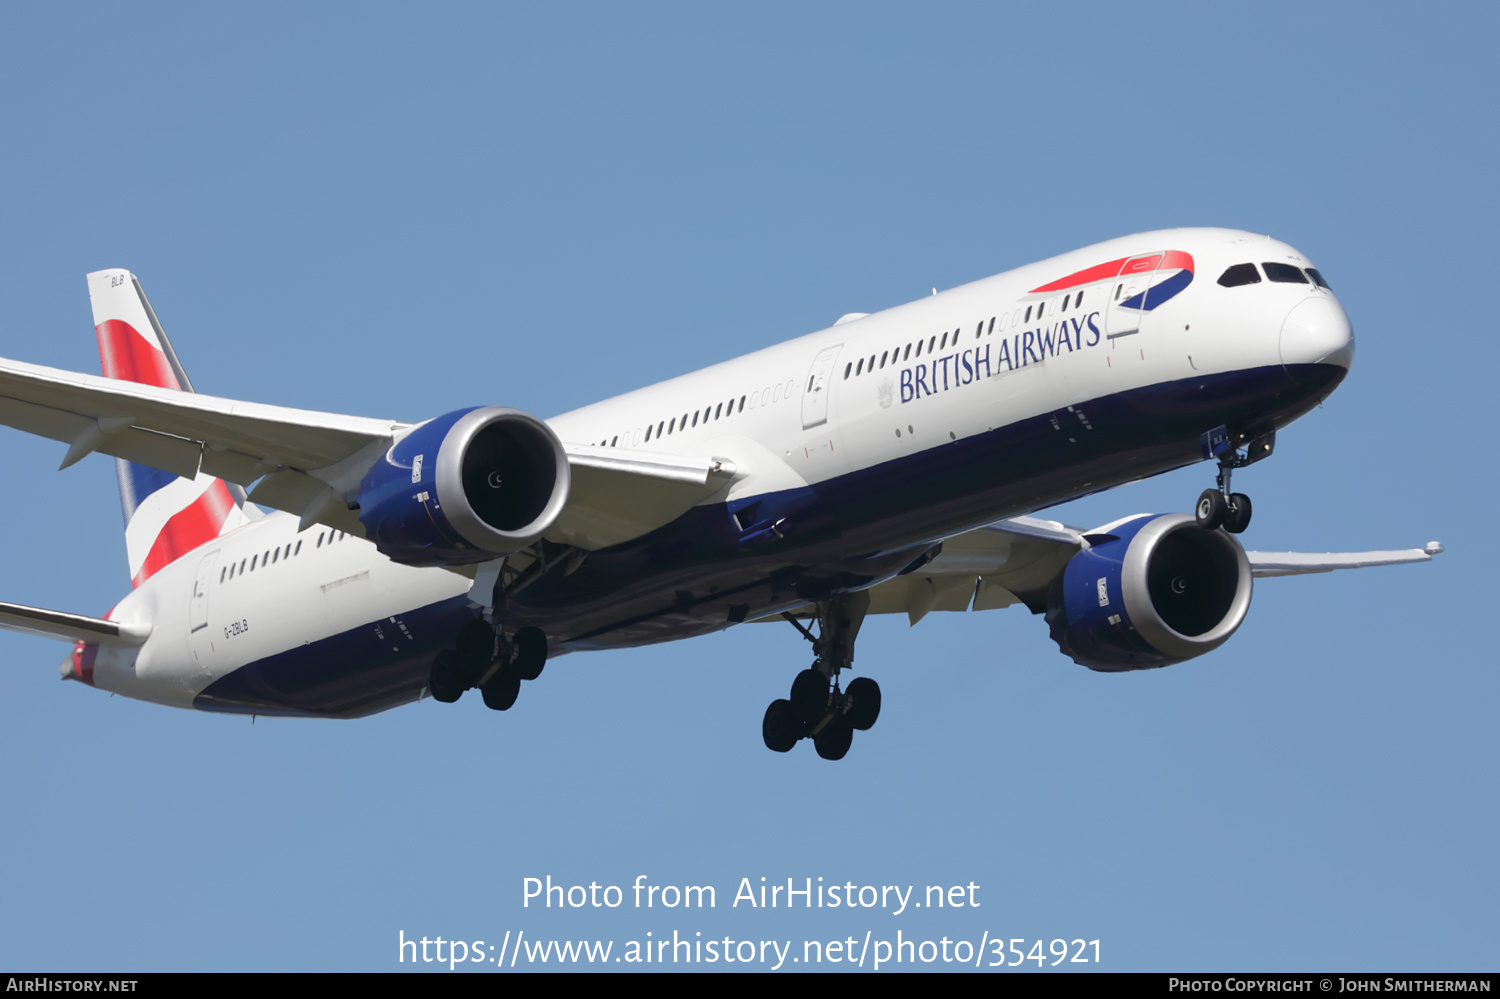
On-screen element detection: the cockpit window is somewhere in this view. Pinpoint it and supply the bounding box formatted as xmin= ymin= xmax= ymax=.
xmin=1262 ymin=262 xmax=1310 ymax=284
xmin=1217 ymin=263 xmax=1261 ymax=287
xmin=1306 ymin=268 xmax=1331 ymax=289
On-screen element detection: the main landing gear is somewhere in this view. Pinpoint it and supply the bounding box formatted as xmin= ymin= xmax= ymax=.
xmin=762 ymin=591 xmax=881 ymax=761
xmin=428 ymin=620 xmax=547 ymax=711
xmin=1195 ymin=430 xmax=1275 ymax=535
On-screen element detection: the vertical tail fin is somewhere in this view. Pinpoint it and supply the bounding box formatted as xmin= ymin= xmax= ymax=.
xmin=86 ymin=270 xmax=253 ymax=588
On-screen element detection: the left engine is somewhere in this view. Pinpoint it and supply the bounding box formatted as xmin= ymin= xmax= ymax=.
xmin=1044 ymin=513 xmax=1252 ymax=671
xmin=357 ymin=406 xmax=571 ymax=567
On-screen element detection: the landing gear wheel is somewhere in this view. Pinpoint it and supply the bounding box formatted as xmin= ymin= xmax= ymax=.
xmin=455 ymin=619 xmax=495 ymax=678
xmin=511 ymin=627 xmax=547 ymax=681
xmin=481 ymin=673 xmax=521 ymax=711
xmin=790 ymin=668 xmax=828 ymax=725
xmin=845 ymin=677 xmax=882 ymax=731
xmin=429 ymin=650 xmax=464 ymax=704
xmin=1195 ymin=489 xmax=1227 ymax=530
xmin=1223 ymin=493 xmax=1252 ymax=534
xmin=813 ymin=718 xmax=854 ymax=761
xmin=762 ymin=699 xmax=800 ymax=753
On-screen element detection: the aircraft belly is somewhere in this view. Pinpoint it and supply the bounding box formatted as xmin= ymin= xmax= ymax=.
xmin=192 ymin=594 xmax=473 ymax=718
xmin=517 ymin=362 xmax=1343 ymax=651
xmin=187 ymin=361 xmax=1343 ymax=714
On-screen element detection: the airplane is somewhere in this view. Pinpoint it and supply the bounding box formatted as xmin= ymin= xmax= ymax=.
xmin=0 ymin=228 xmax=1440 ymax=761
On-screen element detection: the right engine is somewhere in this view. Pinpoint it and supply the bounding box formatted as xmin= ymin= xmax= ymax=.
xmin=1044 ymin=513 xmax=1253 ymax=672
xmin=356 ymin=406 xmax=570 ymax=567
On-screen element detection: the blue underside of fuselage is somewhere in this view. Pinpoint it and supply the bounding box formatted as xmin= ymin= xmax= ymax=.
xmin=194 ymin=362 xmax=1343 ymax=718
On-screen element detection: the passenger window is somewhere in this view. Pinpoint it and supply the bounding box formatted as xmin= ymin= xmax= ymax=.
xmin=294 ymin=541 xmax=302 ymax=556
xmin=843 ymin=363 xmax=852 ymax=379
xmin=220 ymin=567 xmax=226 ymax=583
xmin=1025 ymin=306 xmax=1032 ymax=323
xmin=1075 ymin=290 xmax=1084 ymax=308
xmin=1217 ymin=263 xmax=1261 ymax=287
xmin=1307 ymin=268 xmax=1331 ymax=289
xmin=1062 ymin=294 xmax=1070 ymax=311
xmin=856 ymin=358 xmax=864 ymax=375
xmin=903 ymin=344 xmax=911 ymax=360
xmin=715 ymin=403 xmax=723 ymax=419
xmin=880 ymin=350 xmax=888 ymax=368
xmin=1263 ymin=262 xmax=1309 ymax=284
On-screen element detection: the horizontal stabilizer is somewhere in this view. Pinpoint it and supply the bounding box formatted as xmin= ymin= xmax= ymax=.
xmin=0 ymin=601 xmax=150 ymax=646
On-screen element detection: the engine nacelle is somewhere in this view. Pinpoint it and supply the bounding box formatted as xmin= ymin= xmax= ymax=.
xmin=357 ymin=406 xmax=570 ymax=567
xmin=1045 ymin=513 xmax=1252 ymax=671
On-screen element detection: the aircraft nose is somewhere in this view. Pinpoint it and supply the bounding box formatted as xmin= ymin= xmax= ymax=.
xmin=1279 ymin=296 xmax=1354 ymax=376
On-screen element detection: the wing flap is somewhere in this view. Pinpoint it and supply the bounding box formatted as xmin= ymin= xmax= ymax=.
xmin=548 ymin=446 xmax=735 ymax=550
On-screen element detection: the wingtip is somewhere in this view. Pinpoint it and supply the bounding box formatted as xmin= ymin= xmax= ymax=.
xmin=1425 ymin=541 xmax=1444 ymax=556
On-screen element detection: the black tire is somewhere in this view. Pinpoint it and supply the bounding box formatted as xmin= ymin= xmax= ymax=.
xmin=481 ymin=673 xmax=521 ymax=711
xmin=429 ymin=650 xmax=464 ymax=704
xmin=456 ymin=619 xmax=495 ymax=679
xmin=762 ymin=699 xmax=800 ymax=753
xmin=813 ymin=718 xmax=854 ymax=761
xmin=789 ymin=668 xmax=828 ymax=725
xmin=1223 ymin=493 xmax=1253 ymax=534
xmin=846 ymin=677 xmax=882 ymax=731
xmin=511 ymin=626 xmax=547 ymax=681
xmin=1195 ymin=488 xmax=1227 ymax=530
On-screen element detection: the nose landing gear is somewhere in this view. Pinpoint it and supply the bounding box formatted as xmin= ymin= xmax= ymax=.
xmin=1195 ymin=430 xmax=1274 ymax=534
xmin=761 ymin=592 xmax=881 ymax=761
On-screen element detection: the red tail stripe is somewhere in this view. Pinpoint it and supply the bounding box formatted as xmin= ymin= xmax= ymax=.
xmin=130 ymin=481 xmax=237 ymax=588
xmin=72 ymin=642 xmax=98 ymax=686
xmin=96 ymin=319 xmax=180 ymax=389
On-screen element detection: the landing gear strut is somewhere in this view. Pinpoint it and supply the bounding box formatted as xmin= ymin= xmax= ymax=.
xmin=427 ymin=548 xmax=569 ymax=711
xmin=762 ymin=591 xmax=881 ymax=761
xmin=1196 ymin=431 xmax=1274 ymax=534
xmin=426 ymin=619 xmax=548 ymax=711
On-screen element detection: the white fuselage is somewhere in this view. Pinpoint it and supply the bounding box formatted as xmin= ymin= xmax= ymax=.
xmin=89 ymin=228 xmax=1352 ymax=713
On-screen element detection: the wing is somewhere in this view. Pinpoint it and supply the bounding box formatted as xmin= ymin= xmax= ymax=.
xmin=1242 ymin=543 xmax=1445 ymax=577
xmin=833 ymin=518 xmax=1443 ymax=626
xmin=0 ymin=355 xmax=730 ymax=551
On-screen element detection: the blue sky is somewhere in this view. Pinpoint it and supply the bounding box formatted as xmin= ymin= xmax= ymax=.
xmin=0 ymin=3 xmax=1493 ymax=972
